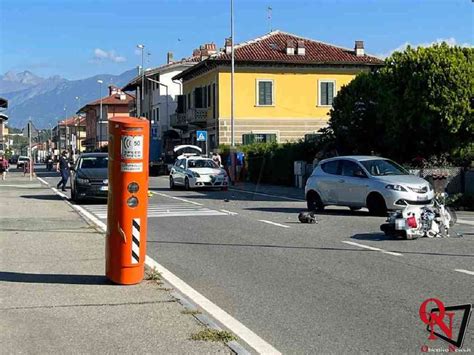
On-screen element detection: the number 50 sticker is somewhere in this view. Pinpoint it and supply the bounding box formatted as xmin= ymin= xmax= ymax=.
xmin=121 ymin=135 xmax=143 ymax=160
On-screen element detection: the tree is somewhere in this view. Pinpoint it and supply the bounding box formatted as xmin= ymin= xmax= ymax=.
xmin=327 ymin=43 xmax=474 ymax=163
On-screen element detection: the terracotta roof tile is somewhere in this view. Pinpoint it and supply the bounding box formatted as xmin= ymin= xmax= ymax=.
xmin=174 ymin=31 xmax=383 ymax=80
xmin=216 ymin=30 xmax=383 ymax=65
xmin=87 ymin=92 xmax=135 ymax=106
xmin=59 ymin=116 xmax=86 ymax=126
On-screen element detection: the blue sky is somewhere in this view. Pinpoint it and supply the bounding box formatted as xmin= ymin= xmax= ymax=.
xmin=1 ymin=0 xmax=472 ymax=80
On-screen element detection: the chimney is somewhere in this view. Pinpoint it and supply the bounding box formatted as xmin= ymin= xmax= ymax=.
xmin=167 ymin=51 xmax=174 ymax=64
xmin=355 ymin=40 xmax=364 ymax=56
xmin=225 ymin=38 xmax=232 ymax=55
xmin=109 ymin=85 xmax=120 ymax=96
xmin=202 ymin=43 xmax=217 ymax=56
xmin=296 ymin=40 xmax=305 ymax=56
xmin=286 ymin=39 xmax=295 ymax=55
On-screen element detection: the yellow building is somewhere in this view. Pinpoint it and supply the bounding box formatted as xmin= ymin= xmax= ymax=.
xmin=172 ymin=30 xmax=383 ymax=149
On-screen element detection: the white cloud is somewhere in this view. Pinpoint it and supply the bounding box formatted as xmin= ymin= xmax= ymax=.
xmin=91 ymin=48 xmax=127 ymax=63
xmin=378 ymin=38 xmax=472 ymax=58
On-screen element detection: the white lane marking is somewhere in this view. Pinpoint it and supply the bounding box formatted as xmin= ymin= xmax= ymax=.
xmin=145 ymin=256 xmax=281 ymax=355
xmin=37 ymin=177 xmax=50 ymax=186
xmin=342 ymin=241 xmax=403 ymax=256
xmin=40 ymin=177 xmax=280 ymax=354
xmin=229 ymin=187 xmax=304 ymax=202
xmin=151 ymin=191 xmax=203 ymax=206
xmin=454 ymin=269 xmax=474 ymax=276
xmin=258 ymin=220 xmax=290 ymax=229
xmin=221 ymin=209 xmax=239 ymax=216
xmin=457 ymin=219 xmax=474 ymax=226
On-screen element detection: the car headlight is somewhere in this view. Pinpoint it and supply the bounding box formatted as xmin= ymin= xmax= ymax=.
xmin=77 ymin=177 xmax=90 ymax=185
xmin=385 ymin=184 xmax=407 ymax=192
xmin=428 ymin=183 xmax=434 ymax=191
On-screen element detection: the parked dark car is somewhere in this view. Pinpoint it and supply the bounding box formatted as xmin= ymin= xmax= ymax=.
xmin=9 ymin=155 xmax=19 ymax=165
xmin=70 ymin=153 xmax=108 ymax=202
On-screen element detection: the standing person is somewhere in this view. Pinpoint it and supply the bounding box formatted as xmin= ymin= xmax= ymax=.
xmin=0 ymin=153 xmax=9 ymax=180
xmin=212 ymin=151 xmax=222 ymax=167
xmin=56 ymin=151 xmax=70 ymax=191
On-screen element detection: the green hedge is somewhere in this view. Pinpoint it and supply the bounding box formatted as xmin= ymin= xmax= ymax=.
xmin=219 ymin=140 xmax=321 ymax=186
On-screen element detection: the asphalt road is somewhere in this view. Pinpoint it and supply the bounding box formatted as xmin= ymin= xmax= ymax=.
xmin=37 ymin=168 xmax=474 ymax=353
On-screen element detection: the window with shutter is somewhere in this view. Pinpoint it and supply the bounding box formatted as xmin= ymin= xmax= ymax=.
xmin=257 ymin=80 xmax=274 ymax=106
xmin=319 ymin=80 xmax=335 ymax=106
xmin=203 ymin=87 xmax=207 ymax=108
xmin=195 ymin=88 xmax=203 ymax=108
xmin=207 ymin=85 xmax=211 ymax=107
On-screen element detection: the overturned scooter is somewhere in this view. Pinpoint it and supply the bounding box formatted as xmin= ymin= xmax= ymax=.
xmin=380 ymin=193 xmax=455 ymax=240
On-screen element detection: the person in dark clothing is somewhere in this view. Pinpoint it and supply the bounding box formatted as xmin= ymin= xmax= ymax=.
xmin=56 ymin=151 xmax=70 ymax=191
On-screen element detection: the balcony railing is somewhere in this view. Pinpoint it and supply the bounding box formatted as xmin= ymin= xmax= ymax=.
xmin=170 ymin=113 xmax=188 ymax=129
xmin=186 ymin=108 xmax=208 ymax=124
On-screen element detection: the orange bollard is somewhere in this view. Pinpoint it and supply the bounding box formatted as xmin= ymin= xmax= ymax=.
xmin=106 ymin=116 xmax=149 ymax=285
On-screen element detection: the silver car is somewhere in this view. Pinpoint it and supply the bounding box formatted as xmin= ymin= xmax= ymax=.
xmin=305 ymin=156 xmax=434 ymax=215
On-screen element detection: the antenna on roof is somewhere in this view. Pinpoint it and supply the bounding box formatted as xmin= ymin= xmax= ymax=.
xmin=267 ymin=6 xmax=272 ymax=33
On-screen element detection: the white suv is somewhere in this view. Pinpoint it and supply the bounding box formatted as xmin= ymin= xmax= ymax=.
xmin=169 ymin=155 xmax=229 ymax=190
xmin=305 ymin=156 xmax=434 ymax=215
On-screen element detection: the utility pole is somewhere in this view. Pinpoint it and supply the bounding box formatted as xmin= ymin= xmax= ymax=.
xmin=137 ymin=44 xmax=145 ymax=117
xmin=230 ymin=0 xmax=236 ymax=183
xmin=28 ymin=120 xmax=32 ymax=181
xmin=97 ymin=80 xmax=103 ymax=149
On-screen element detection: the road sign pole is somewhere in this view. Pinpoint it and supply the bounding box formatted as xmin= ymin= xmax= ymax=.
xmin=28 ymin=121 xmax=32 ymax=181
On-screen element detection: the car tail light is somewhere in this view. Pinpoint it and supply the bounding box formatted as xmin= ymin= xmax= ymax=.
xmin=407 ymin=215 xmax=417 ymax=228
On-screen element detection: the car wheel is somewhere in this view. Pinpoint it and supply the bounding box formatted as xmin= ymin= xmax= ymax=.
xmin=367 ymin=193 xmax=387 ymax=216
xmin=169 ymin=176 xmax=175 ymax=190
xmin=184 ymin=177 xmax=190 ymax=190
xmin=307 ymin=191 xmax=324 ymax=212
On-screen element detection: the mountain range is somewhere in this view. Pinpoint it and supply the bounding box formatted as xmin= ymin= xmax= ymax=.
xmin=0 ymin=69 xmax=137 ymax=129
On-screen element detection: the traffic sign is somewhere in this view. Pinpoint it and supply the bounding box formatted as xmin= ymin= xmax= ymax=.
xmin=196 ymin=130 xmax=207 ymax=142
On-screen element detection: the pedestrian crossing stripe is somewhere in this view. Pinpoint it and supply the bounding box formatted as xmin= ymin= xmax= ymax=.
xmin=84 ymin=203 xmax=231 ymax=219
xmin=131 ymin=218 xmax=140 ymax=264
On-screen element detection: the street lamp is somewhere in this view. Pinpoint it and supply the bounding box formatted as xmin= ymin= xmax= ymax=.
xmin=97 ymin=80 xmax=103 ymax=150
xmin=75 ymin=96 xmax=81 ymax=155
xmin=137 ymin=44 xmax=145 ymax=117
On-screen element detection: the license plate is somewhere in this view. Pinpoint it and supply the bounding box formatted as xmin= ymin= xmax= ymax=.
xmin=417 ymin=195 xmax=427 ymax=201
xmin=100 ymin=186 xmax=108 ymax=191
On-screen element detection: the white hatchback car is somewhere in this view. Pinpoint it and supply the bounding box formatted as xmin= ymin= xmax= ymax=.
xmin=169 ymin=155 xmax=229 ymax=190
xmin=305 ymin=156 xmax=434 ymax=215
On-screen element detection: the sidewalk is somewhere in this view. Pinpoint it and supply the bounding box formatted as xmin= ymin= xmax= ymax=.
xmin=0 ymin=172 xmax=232 ymax=354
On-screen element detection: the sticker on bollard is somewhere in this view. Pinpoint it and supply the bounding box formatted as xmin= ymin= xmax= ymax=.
xmin=121 ymin=162 xmax=143 ymax=173
xmin=121 ymin=135 xmax=143 ymax=160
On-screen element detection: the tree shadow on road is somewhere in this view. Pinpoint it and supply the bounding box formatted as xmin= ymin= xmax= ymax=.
xmin=0 ymin=271 xmax=110 ymax=285
xmin=352 ymin=233 xmax=400 ymax=241
xmin=150 ymin=240 xmax=370 ymax=253
xmin=20 ymin=194 xmax=63 ymax=201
